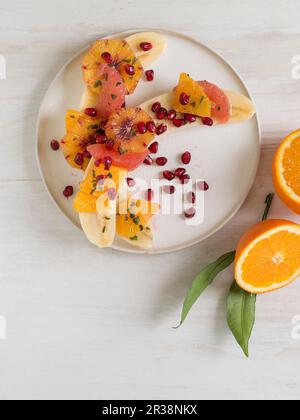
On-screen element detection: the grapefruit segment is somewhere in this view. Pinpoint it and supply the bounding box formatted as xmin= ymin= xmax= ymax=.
xmin=198 ymin=81 xmax=231 ymax=123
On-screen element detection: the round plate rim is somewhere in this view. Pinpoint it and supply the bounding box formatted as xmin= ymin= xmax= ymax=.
xmin=35 ymin=28 xmax=261 ymax=255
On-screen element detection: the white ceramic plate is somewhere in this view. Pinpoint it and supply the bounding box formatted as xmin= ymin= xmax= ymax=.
xmin=36 ymin=29 xmax=260 ymax=254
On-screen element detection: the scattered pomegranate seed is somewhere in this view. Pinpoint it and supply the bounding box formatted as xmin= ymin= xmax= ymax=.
xmin=187 ymin=191 xmax=196 ymax=204
xmin=146 ymin=121 xmax=156 ymax=133
xmin=167 ymin=109 xmax=177 ymax=120
xmin=198 ymin=181 xmax=210 ymax=191
xmin=50 ymin=139 xmax=60 ymax=151
xmin=174 ymin=168 xmax=186 ymax=178
xmin=180 ymin=174 xmax=191 ymax=184
xmin=126 ymin=177 xmax=136 ymax=187
xmin=140 ymin=42 xmax=153 ymax=51
xmin=101 ymin=52 xmax=113 ymax=64
xmin=125 ymin=64 xmax=135 ymax=76
xmin=104 ymin=156 xmax=112 ymax=170
xmin=163 ymin=170 xmax=175 ymax=181
xmin=146 ymin=189 xmax=154 ymax=201
xmin=106 ymin=139 xmax=114 ymax=150
xmin=156 ymin=157 xmax=168 ymax=166
xmin=144 ymin=155 xmax=153 ymax=165
xmin=95 ymin=134 xmax=107 ymax=144
xmin=202 ymin=117 xmax=214 ymax=126
xmin=84 ymin=107 xmax=97 ymax=117
xmin=156 ymin=124 xmax=167 ymax=136
xmin=184 ymin=208 xmax=196 ymax=219
xmin=181 ymin=151 xmax=191 ymax=165
xmin=157 ymin=108 xmax=167 ymax=120
xmin=94 ymin=159 xmax=102 ymax=167
xmin=83 ymin=150 xmax=91 ymax=158
xmin=108 ymin=188 xmax=117 ymax=200
xmin=74 ymin=153 xmax=84 ymax=167
xmin=145 ymin=70 xmax=154 ymax=81
xmin=137 ymin=121 xmax=147 ymax=134
xmin=164 ymin=185 xmax=176 ymax=194
xmin=173 ymin=118 xmax=185 ymax=128
xmin=63 ymin=186 xmax=74 ymax=198
xmin=184 ymin=114 xmax=197 ymax=123
xmin=180 ymin=92 xmax=190 ymax=105
xmin=148 ymin=141 xmax=158 ymax=154
xmin=152 ymin=102 xmax=161 ymax=113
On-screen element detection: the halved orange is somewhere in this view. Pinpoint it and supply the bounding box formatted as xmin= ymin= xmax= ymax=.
xmin=235 ymin=219 xmax=300 ymax=294
xmin=273 ymin=129 xmax=300 ymax=214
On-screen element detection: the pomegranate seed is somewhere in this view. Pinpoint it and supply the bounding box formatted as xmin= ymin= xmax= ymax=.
xmin=50 ymin=139 xmax=60 ymax=151
xmin=180 ymin=92 xmax=190 ymax=105
xmin=104 ymin=156 xmax=112 ymax=170
xmin=106 ymin=139 xmax=114 ymax=150
xmin=140 ymin=42 xmax=153 ymax=51
xmin=94 ymin=159 xmax=102 ymax=167
xmin=156 ymin=157 xmax=168 ymax=166
xmin=173 ymin=118 xmax=185 ymax=128
xmin=174 ymin=168 xmax=186 ymax=178
xmin=74 ymin=153 xmax=84 ymax=167
xmin=125 ymin=64 xmax=135 ymax=76
xmin=108 ymin=188 xmax=117 ymax=200
xmin=95 ymin=134 xmax=107 ymax=144
xmin=156 ymin=124 xmax=167 ymax=136
xmin=202 ymin=117 xmax=214 ymax=126
xmin=126 ymin=177 xmax=136 ymax=187
xmin=148 ymin=141 xmax=158 ymax=154
xmin=146 ymin=121 xmax=156 ymax=133
xmin=63 ymin=186 xmax=74 ymax=198
xmin=146 ymin=189 xmax=154 ymax=201
xmin=164 ymin=185 xmax=176 ymax=195
xmin=83 ymin=150 xmax=91 ymax=158
xmin=181 ymin=151 xmax=191 ymax=165
xmin=144 ymin=155 xmax=153 ymax=165
xmin=157 ymin=108 xmax=167 ymax=120
xmin=96 ymin=174 xmax=106 ymax=184
xmin=180 ymin=174 xmax=191 ymax=184
xmin=163 ymin=170 xmax=175 ymax=181
xmin=101 ymin=52 xmax=113 ymax=64
xmin=187 ymin=192 xmax=196 ymax=204
xmin=198 ymin=181 xmax=210 ymax=191
xmin=152 ymin=102 xmax=161 ymax=113
xmin=145 ymin=70 xmax=154 ymax=81
xmin=167 ymin=109 xmax=177 ymax=120
xmin=184 ymin=208 xmax=196 ymax=219
xmin=184 ymin=113 xmax=197 ymax=123
xmin=84 ymin=107 xmax=97 ymax=117
xmin=137 ymin=121 xmax=147 ymax=134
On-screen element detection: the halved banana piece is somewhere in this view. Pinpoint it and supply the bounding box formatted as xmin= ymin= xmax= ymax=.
xmin=141 ymin=90 xmax=256 ymax=129
xmin=80 ymin=32 xmax=167 ymax=112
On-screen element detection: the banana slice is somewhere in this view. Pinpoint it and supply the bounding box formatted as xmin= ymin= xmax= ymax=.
xmin=141 ymin=90 xmax=256 ymax=129
xmin=118 ymin=223 xmax=154 ymax=250
xmin=80 ymin=32 xmax=166 ymax=112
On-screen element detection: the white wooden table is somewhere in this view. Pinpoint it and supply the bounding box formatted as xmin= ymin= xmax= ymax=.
xmin=1 ymin=0 xmax=300 ymax=400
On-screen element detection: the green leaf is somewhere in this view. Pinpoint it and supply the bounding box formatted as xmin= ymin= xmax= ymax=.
xmin=178 ymin=251 xmax=236 ymax=327
xmin=227 ymin=282 xmax=256 ymax=357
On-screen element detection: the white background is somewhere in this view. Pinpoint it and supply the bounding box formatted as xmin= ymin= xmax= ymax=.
xmin=1 ymin=0 xmax=300 ymax=400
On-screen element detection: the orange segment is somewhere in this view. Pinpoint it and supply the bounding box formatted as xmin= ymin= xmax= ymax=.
xmin=235 ymin=219 xmax=300 ymax=294
xmin=73 ymin=191 xmax=97 ymax=213
xmin=82 ymin=39 xmax=143 ymax=95
xmin=173 ymin=73 xmax=211 ymax=117
xmin=116 ymin=198 xmax=160 ymax=239
xmin=61 ymin=110 xmax=104 ymax=170
xmin=273 ymin=129 xmax=300 ymax=214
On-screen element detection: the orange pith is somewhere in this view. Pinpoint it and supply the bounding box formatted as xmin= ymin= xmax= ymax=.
xmin=273 ymin=129 xmax=300 ymax=214
xmin=82 ymin=39 xmax=143 ymax=95
xmin=173 ymin=73 xmax=211 ymax=117
xmin=235 ymin=219 xmax=300 ymax=294
xmin=105 ymin=108 xmax=155 ymax=154
xmin=61 ymin=110 xmax=104 ymax=170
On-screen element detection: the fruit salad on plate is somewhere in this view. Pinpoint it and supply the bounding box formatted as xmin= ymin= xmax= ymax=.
xmin=52 ymin=31 xmax=256 ymax=250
